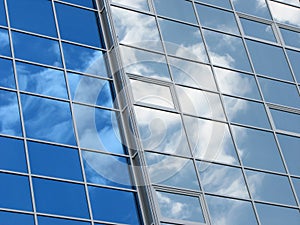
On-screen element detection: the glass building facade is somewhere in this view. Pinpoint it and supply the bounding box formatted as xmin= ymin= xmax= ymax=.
xmin=0 ymin=0 xmax=299 ymax=225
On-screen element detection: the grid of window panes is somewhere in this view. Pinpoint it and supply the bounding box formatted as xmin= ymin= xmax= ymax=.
xmin=0 ymin=0 xmax=143 ymax=225
xmin=108 ymin=0 xmax=300 ymax=224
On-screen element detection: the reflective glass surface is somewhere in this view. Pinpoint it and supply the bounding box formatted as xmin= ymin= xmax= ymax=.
xmin=245 ymin=170 xmax=296 ymax=205
xmin=246 ymin=40 xmax=292 ymax=81
xmin=38 ymin=216 xmax=91 ymax=225
xmin=73 ymin=104 xmax=124 ymax=154
xmin=184 ymin=116 xmax=239 ymax=165
xmin=223 ymin=96 xmax=270 ymax=129
xmin=154 ymin=0 xmax=196 ymax=24
xmin=0 ymin=136 xmax=27 ymax=172
xmin=89 ymin=186 xmax=140 ymax=224
xmin=112 ymin=0 xmax=149 ymax=11
xmin=270 ymin=109 xmax=300 ymax=134
xmin=12 ymin=31 xmax=62 ymax=67
xmin=0 ymin=211 xmax=34 ymax=225
xmin=68 ymin=73 xmax=114 ymax=108
xmin=232 ymin=0 xmax=271 ymax=19
xmin=21 ymin=94 xmax=76 ymax=145
xmin=0 ymin=28 xmax=11 ymax=57
xmin=145 ymin=152 xmax=200 ymax=190
xmin=196 ymin=4 xmax=239 ymax=34
xmin=0 ymin=58 xmax=15 ymax=89
xmin=158 ymin=18 xmax=208 ymax=62
xmin=0 ymin=90 xmax=22 ymax=136
xmin=134 ymin=106 xmax=190 ymax=156
xmin=28 ymin=141 xmax=82 ymax=181
xmin=0 ymin=0 xmax=6 ymax=26
xmin=256 ymin=203 xmax=300 ymax=225
xmin=33 ymin=178 xmax=89 ymax=218
xmin=0 ymin=173 xmax=32 ymax=211
xmin=277 ymin=134 xmax=300 ymax=176
xmin=286 ymin=49 xmax=300 ymax=82
xmin=56 ymin=3 xmax=103 ymax=47
xmin=232 ymin=125 xmax=284 ymax=172
xmin=280 ymin=28 xmax=300 ymax=49
xmin=62 ymin=42 xmax=108 ymax=77
xmin=240 ymin=18 xmax=276 ymax=42
xmin=214 ymin=67 xmax=261 ymax=100
xmin=206 ymin=195 xmax=258 ymax=225
xmin=203 ymin=30 xmax=251 ymax=72
xmin=16 ymin=62 xmax=68 ymax=99
xmin=258 ymin=77 xmax=300 ymax=108
xmin=61 ymin=0 xmax=95 ymax=8
xmin=292 ymin=178 xmax=300 ymax=203
xmin=198 ymin=162 xmax=249 ymax=198
xmin=196 ymin=0 xmax=231 ymax=9
xmin=7 ymin=0 xmax=57 ymax=37
xmin=156 ymin=191 xmax=205 ymax=223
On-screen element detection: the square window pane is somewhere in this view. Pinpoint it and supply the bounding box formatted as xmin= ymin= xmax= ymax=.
xmin=62 ymin=42 xmax=108 ymax=77
xmin=270 ymin=109 xmax=300 ymax=134
xmin=159 ymin=18 xmax=208 ymax=62
xmin=232 ymin=0 xmax=271 ymax=19
xmin=33 ymin=178 xmax=89 ymax=218
xmin=38 ymin=216 xmax=91 ymax=225
xmin=0 ymin=136 xmax=27 ymax=172
xmin=223 ymin=96 xmax=270 ymax=129
xmin=56 ymin=3 xmax=104 ymax=47
xmin=16 ymin=62 xmax=68 ymax=99
xmin=0 ymin=58 xmax=15 ymax=89
xmin=12 ymin=32 xmax=62 ymax=67
xmin=89 ymin=186 xmax=141 ymax=224
xmin=0 ymin=90 xmax=22 ymax=136
xmin=0 ymin=28 xmax=11 ymax=57
xmin=7 ymin=0 xmax=57 ymax=37
xmin=204 ymin=30 xmax=251 ymax=72
xmin=0 ymin=173 xmax=32 ymax=211
xmin=28 ymin=141 xmax=83 ymax=181
xmin=280 ymin=28 xmax=300 ymax=49
xmin=0 ymin=211 xmax=34 ymax=225
xmin=21 ymin=94 xmax=76 ymax=145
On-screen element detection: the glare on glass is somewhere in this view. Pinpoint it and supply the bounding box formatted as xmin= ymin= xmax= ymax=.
xmin=0 ymin=58 xmax=15 ymax=89
xmin=232 ymin=0 xmax=271 ymax=19
xmin=270 ymin=109 xmax=300 ymax=134
xmin=0 ymin=28 xmax=11 ymax=57
xmin=0 ymin=211 xmax=34 ymax=225
xmin=280 ymin=28 xmax=300 ymax=49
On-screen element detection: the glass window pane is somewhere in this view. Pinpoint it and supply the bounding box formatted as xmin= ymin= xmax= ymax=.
xmin=28 ymin=141 xmax=82 ymax=181
xmin=256 ymin=203 xmax=300 ymax=225
xmin=68 ymin=73 xmax=114 ymax=108
xmin=82 ymin=150 xmax=132 ymax=188
xmin=232 ymin=0 xmax=271 ymax=19
xmin=0 ymin=58 xmax=15 ymax=89
xmin=112 ymin=0 xmax=149 ymax=11
xmin=268 ymin=1 xmax=300 ymax=28
xmin=38 ymin=216 xmax=91 ymax=225
xmin=0 ymin=90 xmax=22 ymax=136
xmin=176 ymin=86 xmax=225 ymax=120
xmin=145 ymin=152 xmax=200 ymax=190
xmin=7 ymin=0 xmax=56 ymax=37
xmin=232 ymin=125 xmax=285 ymax=172
xmin=169 ymin=56 xmax=217 ymax=91
xmin=245 ymin=170 xmax=296 ymax=205
xmin=247 ymin=40 xmax=293 ymax=81
xmin=0 ymin=28 xmax=11 ymax=57
xmin=156 ymin=191 xmax=205 ymax=223
xmin=0 ymin=173 xmax=32 ymax=211
xmin=206 ymin=195 xmax=258 ymax=225
xmin=270 ymin=109 xmax=300 ymax=134
xmin=203 ymin=29 xmax=251 ymax=72
xmin=273 ymin=0 xmax=300 ymax=6
xmin=112 ymin=7 xmax=162 ymax=51
xmin=158 ymin=18 xmax=208 ymax=62
xmin=62 ymin=42 xmax=108 ymax=77
xmin=89 ymin=186 xmax=141 ymax=224
xmin=292 ymin=178 xmax=300 ymax=203
xmin=134 ymin=106 xmax=190 ymax=156
xmin=130 ymin=79 xmax=174 ymax=109
xmin=12 ymin=32 xmax=62 ymax=67
xmin=280 ymin=28 xmax=300 ymax=49
xmin=197 ymin=4 xmax=239 ymax=34
xmin=0 ymin=136 xmax=27 ymax=172
xmin=184 ymin=116 xmax=239 ymax=165
xmin=0 ymin=211 xmax=34 ymax=225
xmin=196 ymin=0 xmax=231 ymax=9
xmin=258 ymin=77 xmax=300 ymax=109
xmin=33 ymin=178 xmax=89 ymax=218
xmin=73 ymin=104 xmax=125 ymax=154
xmin=214 ymin=67 xmax=261 ymax=100
xmin=0 ymin=0 xmax=6 ymax=26
xmin=62 ymin=0 xmax=95 ymax=8
xmin=56 ymin=3 xmax=103 ymax=48
xmin=277 ymin=134 xmax=300 ymax=176
xmin=119 ymin=45 xmax=171 ymax=80
xmin=240 ymin=18 xmax=276 ymax=42
xmin=16 ymin=62 xmax=68 ymax=99
xmin=286 ymin=49 xmax=300 ymax=82
xmin=223 ymin=96 xmax=270 ymax=129
xmin=154 ymin=0 xmax=197 ymax=24
xmin=198 ymin=162 xmax=249 ymax=198
xmin=21 ymin=94 xmax=76 ymax=145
